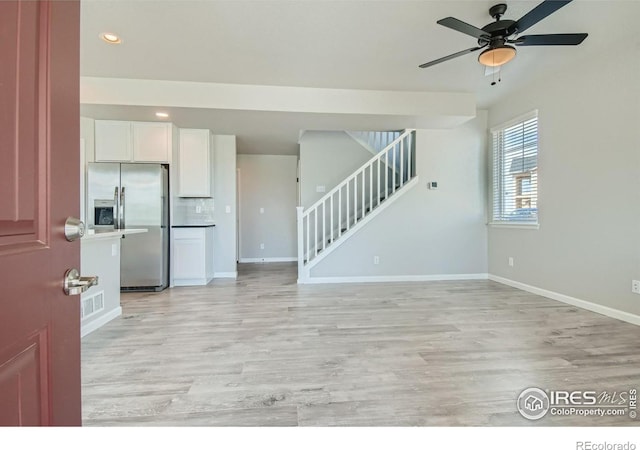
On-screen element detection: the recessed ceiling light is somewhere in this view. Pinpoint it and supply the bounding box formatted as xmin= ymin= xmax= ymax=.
xmin=99 ymin=32 xmax=121 ymax=44
xmin=155 ymin=112 xmax=169 ymax=118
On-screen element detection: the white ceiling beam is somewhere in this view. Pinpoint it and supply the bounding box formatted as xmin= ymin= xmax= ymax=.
xmin=80 ymin=77 xmax=476 ymax=126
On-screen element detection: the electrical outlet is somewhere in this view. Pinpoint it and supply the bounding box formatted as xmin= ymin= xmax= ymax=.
xmin=632 ymin=280 xmax=640 ymax=294
xmin=373 ymin=255 xmax=380 ymax=265
xmin=260 ymin=243 xmax=265 ymax=250
xmin=508 ymin=257 xmax=514 ymax=267
xmin=111 ymin=243 xmax=118 ymax=257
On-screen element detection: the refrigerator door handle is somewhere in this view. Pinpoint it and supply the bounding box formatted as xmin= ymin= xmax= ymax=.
xmin=120 ymin=186 xmax=126 ymax=229
xmin=113 ymin=186 xmax=119 ymax=229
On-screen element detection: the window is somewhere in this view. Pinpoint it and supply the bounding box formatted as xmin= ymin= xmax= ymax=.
xmin=491 ymin=111 xmax=538 ymax=225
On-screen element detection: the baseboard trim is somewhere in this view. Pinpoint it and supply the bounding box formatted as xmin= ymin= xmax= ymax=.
xmin=239 ymin=257 xmax=297 ymax=263
xmin=301 ymin=273 xmax=489 ymax=284
xmin=173 ymin=277 xmax=213 ymax=286
xmin=488 ymin=274 xmax=640 ymax=327
xmin=214 ymin=271 xmax=238 ymax=279
xmin=81 ymin=306 xmax=122 ymax=338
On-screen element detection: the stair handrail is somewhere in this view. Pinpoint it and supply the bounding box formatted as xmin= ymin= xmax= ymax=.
xmin=302 ymin=129 xmax=415 ymax=216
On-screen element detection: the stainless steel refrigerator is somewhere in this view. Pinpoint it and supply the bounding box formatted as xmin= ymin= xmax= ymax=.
xmin=87 ymin=163 xmax=169 ymax=291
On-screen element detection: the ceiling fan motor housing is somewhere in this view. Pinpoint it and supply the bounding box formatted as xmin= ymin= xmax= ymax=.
xmin=478 ymin=20 xmax=517 ymax=45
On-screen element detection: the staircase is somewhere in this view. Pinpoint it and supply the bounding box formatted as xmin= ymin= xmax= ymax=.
xmin=297 ymin=129 xmax=418 ymax=282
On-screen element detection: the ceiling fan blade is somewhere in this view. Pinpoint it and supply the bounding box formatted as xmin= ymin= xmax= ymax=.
xmin=419 ymin=46 xmax=485 ymax=69
xmin=437 ymin=17 xmax=490 ymax=41
xmin=514 ymin=33 xmax=588 ymax=46
xmin=510 ymin=0 xmax=573 ymax=34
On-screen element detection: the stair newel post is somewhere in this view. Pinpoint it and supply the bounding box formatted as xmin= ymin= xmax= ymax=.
xmin=296 ymin=206 xmax=304 ymax=281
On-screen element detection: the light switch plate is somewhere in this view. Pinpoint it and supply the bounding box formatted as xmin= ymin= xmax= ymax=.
xmin=316 ymin=185 xmax=326 ymax=193
xmin=225 ymin=205 xmax=231 ymax=213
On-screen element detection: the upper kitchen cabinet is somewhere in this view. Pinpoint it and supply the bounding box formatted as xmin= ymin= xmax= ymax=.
xmin=178 ymin=128 xmax=214 ymax=197
xmin=132 ymin=122 xmax=171 ymax=162
xmin=95 ymin=120 xmax=132 ymax=162
xmin=95 ymin=120 xmax=171 ymax=163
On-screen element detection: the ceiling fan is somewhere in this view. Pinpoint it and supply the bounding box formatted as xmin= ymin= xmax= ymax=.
xmin=419 ymin=0 xmax=588 ymax=69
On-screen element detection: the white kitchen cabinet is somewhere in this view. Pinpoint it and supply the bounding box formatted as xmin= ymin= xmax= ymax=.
xmin=95 ymin=120 xmax=132 ymax=161
xmin=178 ymin=128 xmax=214 ymax=197
xmin=132 ymin=122 xmax=171 ymax=162
xmin=94 ymin=120 xmax=171 ymax=163
xmin=172 ymin=226 xmax=214 ymax=286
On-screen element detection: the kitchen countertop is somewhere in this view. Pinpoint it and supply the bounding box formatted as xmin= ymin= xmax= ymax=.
xmin=172 ymin=224 xmax=215 ymax=228
xmin=82 ymin=228 xmax=148 ymax=241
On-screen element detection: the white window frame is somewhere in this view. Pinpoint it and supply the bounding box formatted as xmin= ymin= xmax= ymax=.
xmin=489 ymin=110 xmax=540 ymax=230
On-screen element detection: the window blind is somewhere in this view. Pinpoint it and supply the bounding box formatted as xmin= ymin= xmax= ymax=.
xmin=492 ymin=112 xmax=538 ymax=223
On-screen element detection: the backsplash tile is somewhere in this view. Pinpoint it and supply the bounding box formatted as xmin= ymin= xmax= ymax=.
xmin=173 ymin=197 xmax=215 ymax=225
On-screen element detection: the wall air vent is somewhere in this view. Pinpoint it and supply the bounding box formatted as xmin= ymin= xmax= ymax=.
xmin=81 ymin=291 xmax=105 ymax=320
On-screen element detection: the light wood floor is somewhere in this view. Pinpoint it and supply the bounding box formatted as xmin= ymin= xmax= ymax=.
xmin=81 ymin=263 xmax=640 ymax=426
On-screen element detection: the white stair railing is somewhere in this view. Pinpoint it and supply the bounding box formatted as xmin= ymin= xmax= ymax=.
xmin=297 ymin=129 xmax=416 ymax=270
xmin=347 ymin=130 xmax=402 ymax=156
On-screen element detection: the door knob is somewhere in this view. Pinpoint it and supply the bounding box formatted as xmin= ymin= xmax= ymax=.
xmin=64 ymin=217 xmax=86 ymax=241
xmin=63 ymin=269 xmax=98 ymax=295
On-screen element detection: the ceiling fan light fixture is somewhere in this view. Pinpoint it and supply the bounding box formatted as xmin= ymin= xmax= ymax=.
xmin=478 ymin=45 xmax=516 ymax=67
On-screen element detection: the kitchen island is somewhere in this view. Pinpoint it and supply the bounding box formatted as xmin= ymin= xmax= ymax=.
xmin=80 ymin=228 xmax=147 ymax=337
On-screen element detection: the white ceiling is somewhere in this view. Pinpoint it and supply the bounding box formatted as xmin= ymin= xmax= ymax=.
xmin=80 ymin=0 xmax=637 ymax=154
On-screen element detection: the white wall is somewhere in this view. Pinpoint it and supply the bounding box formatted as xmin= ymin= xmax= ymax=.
xmin=299 ymin=131 xmax=373 ymax=208
xmin=309 ymin=114 xmax=488 ymax=279
xmin=488 ymin=45 xmax=640 ymax=318
xmin=238 ymin=154 xmax=298 ymax=261
xmin=80 ymin=117 xmax=95 ymax=225
xmin=212 ymin=135 xmax=238 ymax=276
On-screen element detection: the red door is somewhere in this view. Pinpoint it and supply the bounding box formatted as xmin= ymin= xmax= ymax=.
xmin=0 ymin=0 xmax=81 ymax=426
